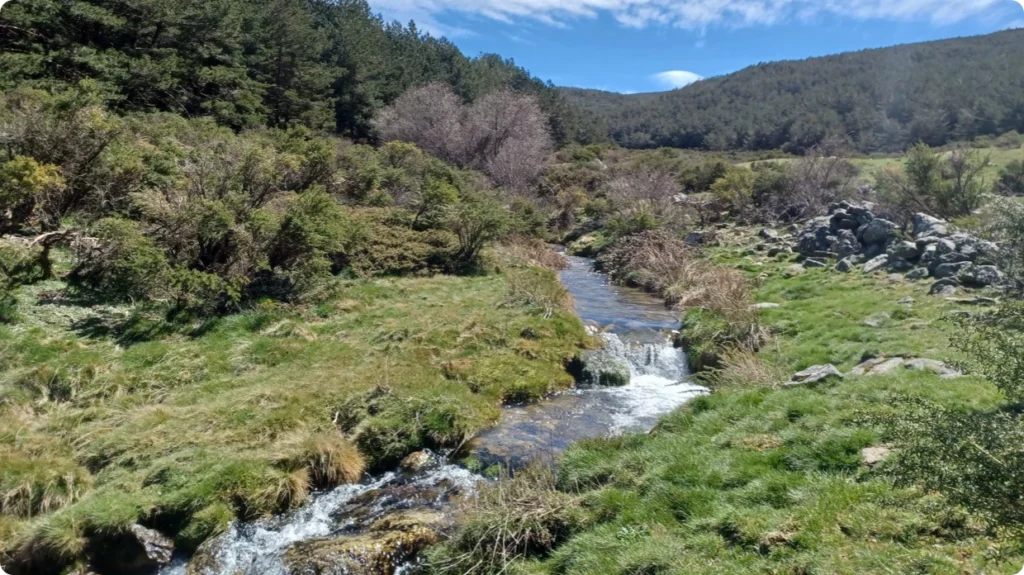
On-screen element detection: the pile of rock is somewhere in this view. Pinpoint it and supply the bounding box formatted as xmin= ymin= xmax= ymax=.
xmin=785 ymin=356 xmax=962 ymax=387
xmin=794 ymin=202 xmax=1003 ymax=292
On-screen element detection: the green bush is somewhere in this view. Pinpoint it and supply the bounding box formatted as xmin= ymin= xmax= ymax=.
xmin=995 ymin=159 xmax=1024 ymax=196
xmin=69 ymin=218 xmax=171 ymax=302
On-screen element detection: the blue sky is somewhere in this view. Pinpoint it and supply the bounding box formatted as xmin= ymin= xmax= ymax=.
xmin=366 ymin=0 xmax=1024 ymax=94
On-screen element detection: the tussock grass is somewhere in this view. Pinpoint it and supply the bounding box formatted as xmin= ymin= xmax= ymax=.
xmin=699 ymin=349 xmax=789 ymax=389
xmin=494 ymin=236 xmax=568 ymax=271
xmin=430 ymin=466 xmax=586 ymax=575
xmin=0 ymin=271 xmax=588 ymax=568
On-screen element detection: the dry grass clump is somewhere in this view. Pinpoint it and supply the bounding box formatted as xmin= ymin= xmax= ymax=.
xmin=494 ymin=235 xmax=568 ymax=271
xmin=274 ymin=429 xmax=367 ymax=489
xmin=430 ymin=465 xmax=586 ymax=575
xmin=699 ymin=349 xmax=788 ymax=389
xmin=504 ymin=267 xmax=574 ymax=318
xmin=599 ymin=230 xmax=753 ymax=317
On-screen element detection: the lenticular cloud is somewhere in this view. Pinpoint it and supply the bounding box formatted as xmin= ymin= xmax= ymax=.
xmin=370 ymin=0 xmax=1006 ymax=31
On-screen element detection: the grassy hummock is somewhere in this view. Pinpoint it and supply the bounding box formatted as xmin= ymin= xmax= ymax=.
xmin=0 ymin=268 xmax=588 ymax=566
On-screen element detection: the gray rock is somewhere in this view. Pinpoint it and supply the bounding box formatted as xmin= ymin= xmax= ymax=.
xmin=918 ymin=244 xmax=938 ymax=266
xmin=785 ymin=364 xmax=844 ymax=387
xmin=863 ymin=255 xmax=890 ymax=274
xmin=947 ymin=297 xmax=999 ymax=307
xmin=935 ymin=239 xmax=957 ymax=255
xmin=863 ymin=313 xmax=891 ymax=328
xmin=784 ymin=264 xmax=806 ymax=277
xmin=851 ymin=357 xmax=905 ymax=375
xmin=934 ymin=285 xmax=958 ymax=297
xmin=913 ymin=213 xmax=950 ymax=238
xmin=836 ymin=256 xmax=861 ymax=273
xmin=907 ymin=268 xmax=930 ymax=281
xmin=889 ymin=240 xmax=919 ymax=261
xmin=94 ymin=525 xmax=174 ymax=575
xmin=768 ymin=247 xmax=792 ymax=257
xmin=898 ymin=296 xmax=915 ymax=304
xmin=685 ymin=230 xmax=712 ymax=246
xmin=915 ymin=236 xmax=943 ymax=248
xmin=759 ymin=228 xmax=780 ymax=240
xmin=960 ymin=265 xmax=1002 ymax=287
xmin=938 ymin=252 xmax=971 ymax=265
xmin=578 ymin=350 xmax=631 ymax=387
xmin=860 ymin=218 xmax=898 ymax=245
xmin=862 ymin=446 xmax=892 ymax=467
xmin=803 ymin=258 xmax=827 ymax=269
xmin=887 ymin=258 xmax=915 ymax=272
xmin=930 ymin=278 xmax=960 ymax=292
xmin=933 ymin=261 xmax=973 ymax=279
xmin=751 ymin=302 xmax=782 ymax=310
xmin=904 ymin=358 xmax=963 ymax=379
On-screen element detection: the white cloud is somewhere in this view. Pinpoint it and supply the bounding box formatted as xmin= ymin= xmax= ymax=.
xmin=653 ymin=70 xmax=704 ymax=88
xmin=368 ymin=0 xmax=1009 ymax=33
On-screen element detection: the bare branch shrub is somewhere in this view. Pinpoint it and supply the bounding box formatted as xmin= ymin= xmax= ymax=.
xmin=604 ymin=165 xmax=683 ymax=230
xmin=765 ymin=138 xmax=858 ymax=221
xmin=375 ymin=84 xmax=552 ymax=191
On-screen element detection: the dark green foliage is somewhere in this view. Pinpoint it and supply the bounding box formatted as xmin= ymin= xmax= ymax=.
xmin=68 ymin=218 xmax=171 ymax=302
xmin=995 ymin=159 xmax=1024 ymax=196
xmin=0 ymin=0 xmax=593 ymax=146
xmin=562 ymin=30 xmax=1024 ymax=153
xmin=877 ymin=144 xmax=988 ymax=221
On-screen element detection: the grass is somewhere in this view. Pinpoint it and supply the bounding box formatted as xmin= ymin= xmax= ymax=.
xmin=0 ymin=266 xmax=589 ymax=568
xmin=439 ymin=230 xmax=1024 ymax=574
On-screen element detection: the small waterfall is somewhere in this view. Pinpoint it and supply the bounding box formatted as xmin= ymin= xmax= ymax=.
xmin=160 ymin=458 xmax=479 ymax=575
xmin=593 ymin=332 xmax=705 ymax=433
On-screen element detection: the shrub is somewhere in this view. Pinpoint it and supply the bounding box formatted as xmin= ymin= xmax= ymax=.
xmin=677 ymin=308 xmax=768 ymax=373
xmin=995 ymin=159 xmax=1024 ymax=196
xmin=877 ymin=143 xmax=988 ymax=222
xmin=69 ymin=218 xmax=171 ymax=302
xmin=0 ymin=156 xmax=65 ymax=232
xmin=429 ymin=466 xmax=586 ymax=575
xmin=446 ymin=192 xmax=510 ymax=271
xmin=763 ymin=138 xmax=857 ymax=221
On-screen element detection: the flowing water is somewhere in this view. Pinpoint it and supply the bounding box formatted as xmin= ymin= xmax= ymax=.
xmin=467 ymin=255 xmax=706 ymax=467
xmin=159 ymin=255 xmax=706 ymax=575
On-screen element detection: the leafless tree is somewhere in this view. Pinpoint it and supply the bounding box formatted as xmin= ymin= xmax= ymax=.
xmin=767 ymin=137 xmax=858 ymax=221
xmin=604 ymin=165 xmax=684 ymax=228
xmin=374 ymin=84 xmax=552 ymax=191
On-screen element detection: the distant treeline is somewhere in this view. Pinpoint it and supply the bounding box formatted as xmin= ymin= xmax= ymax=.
xmin=562 ymin=29 xmax=1024 ymax=153
xmin=0 ymin=0 xmax=604 ymax=146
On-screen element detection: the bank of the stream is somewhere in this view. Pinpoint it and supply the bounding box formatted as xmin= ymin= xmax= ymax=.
xmin=0 ymin=267 xmax=590 ymax=573
xmin=480 ymin=236 xmax=1024 ymax=574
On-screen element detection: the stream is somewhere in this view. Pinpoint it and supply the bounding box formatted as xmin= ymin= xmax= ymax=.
xmin=161 ymin=255 xmax=706 ymax=575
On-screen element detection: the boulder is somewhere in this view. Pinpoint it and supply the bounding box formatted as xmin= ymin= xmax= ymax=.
xmin=577 ymin=349 xmax=631 ymax=387
xmin=935 ymin=239 xmax=957 ymax=255
xmin=933 ymin=261 xmax=973 ymax=279
xmin=91 ymin=525 xmax=174 ymax=575
xmin=862 ymin=255 xmax=889 ymax=274
xmin=918 ymin=243 xmax=938 ymax=267
xmin=904 ymin=358 xmax=963 ymax=379
xmin=850 ymin=357 xmax=905 ymax=375
xmin=889 ymin=241 xmax=919 ymax=261
xmin=912 ymin=213 xmax=950 ymax=238
xmin=836 ymin=256 xmax=860 ymax=273
xmin=860 ymin=218 xmax=897 ymax=245
xmin=938 ymin=252 xmax=971 ymax=265
xmin=861 ymin=446 xmax=892 ymax=467
xmin=863 ymin=313 xmax=891 ymax=328
xmin=929 ymin=278 xmax=960 ymax=294
xmin=934 ymin=285 xmax=958 ymax=297
xmin=785 ymin=364 xmax=844 ymax=387
xmin=907 ymin=268 xmax=929 ymax=281
xmin=283 ymin=510 xmax=445 ymax=575
xmin=960 ymin=265 xmax=1002 ymax=287
xmin=886 ymin=258 xmax=915 ymax=273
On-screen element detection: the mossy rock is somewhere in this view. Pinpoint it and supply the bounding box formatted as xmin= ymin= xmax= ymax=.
xmin=577 ymin=349 xmax=631 ymax=387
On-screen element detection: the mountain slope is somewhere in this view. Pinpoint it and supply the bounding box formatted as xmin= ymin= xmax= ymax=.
xmin=561 ymin=29 xmax=1024 ymax=152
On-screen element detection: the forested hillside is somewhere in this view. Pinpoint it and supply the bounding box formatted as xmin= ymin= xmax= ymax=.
xmin=0 ymin=0 xmax=603 ymax=146
xmin=562 ymin=29 xmax=1024 ymax=152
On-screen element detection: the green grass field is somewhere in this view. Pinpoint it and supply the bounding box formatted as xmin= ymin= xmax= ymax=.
xmin=507 ymin=242 xmax=1023 ymax=575
xmin=0 ymin=265 xmax=589 ymax=564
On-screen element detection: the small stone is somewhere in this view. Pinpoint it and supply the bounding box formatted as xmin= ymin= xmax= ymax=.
xmin=863 ymin=255 xmax=889 ymax=274
xmin=929 ymin=278 xmax=960 ymax=294
xmin=759 ymin=228 xmax=779 ymax=240
xmin=751 ymin=302 xmax=782 ymax=310
xmin=400 ymin=451 xmax=434 ymax=473
xmin=935 ymin=285 xmax=958 ymax=297
xmin=862 ymin=446 xmax=893 ymax=467
xmin=863 ymin=312 xmax=891 ymax=328
xmin=785 ymin=364 xmax=844 ymax=387
xmin=768 ymin=247 xmax=792 ymax=257
xmin=784 ymin=264 xmax=806 ymax=278
xmin=898 ymin=296 xmax=915 ymax=304
xmin=803 ymin=258 xmax=827 ymax=269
